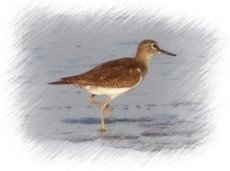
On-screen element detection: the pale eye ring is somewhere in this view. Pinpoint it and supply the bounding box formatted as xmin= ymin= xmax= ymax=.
xmin=151 ymin=43 xmax=157 ymax=49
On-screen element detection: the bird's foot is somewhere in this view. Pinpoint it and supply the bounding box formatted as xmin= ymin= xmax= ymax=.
xmin=99 ymin=124 xmax=108 ymax=132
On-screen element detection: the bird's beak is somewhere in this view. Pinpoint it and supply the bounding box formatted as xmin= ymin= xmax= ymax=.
xmin=159 ymin=48 xmax=176 ymax=56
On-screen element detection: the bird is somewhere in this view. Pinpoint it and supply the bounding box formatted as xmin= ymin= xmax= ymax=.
xmin=48 ymin=39 xmax=176 ymax=132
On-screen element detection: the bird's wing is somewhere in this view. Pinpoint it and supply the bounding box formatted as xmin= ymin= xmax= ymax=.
xmin=61 ymin=58 xmax=144 ymax=88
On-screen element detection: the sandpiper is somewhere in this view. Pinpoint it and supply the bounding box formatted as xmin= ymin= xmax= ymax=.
xmin=49 ymin=39 xmax=176 ymax=132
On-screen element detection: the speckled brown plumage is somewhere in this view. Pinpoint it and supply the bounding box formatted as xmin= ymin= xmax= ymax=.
xmin=49 ymin=39 xmax=176 ymax=89
xmin=55 ymin=58 xmax=147 ymax=88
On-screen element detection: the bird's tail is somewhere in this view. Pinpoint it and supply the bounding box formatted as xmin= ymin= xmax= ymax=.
xmin=48 ymin=79 xmax=73 ymax=85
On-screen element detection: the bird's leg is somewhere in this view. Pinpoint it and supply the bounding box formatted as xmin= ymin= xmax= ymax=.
xmin=89 ymin=94 xmax=113 ymax=114
xmin=99 ymin=98 xmax=112 ymax=132
xmin=104 ymin=104 xmax=113 ymax=116
xmin=89 ymin=94 xmax=101 ymax=105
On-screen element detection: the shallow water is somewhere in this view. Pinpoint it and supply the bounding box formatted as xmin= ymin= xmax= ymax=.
xmin=16 ymin=10 xmax=215 ymax=153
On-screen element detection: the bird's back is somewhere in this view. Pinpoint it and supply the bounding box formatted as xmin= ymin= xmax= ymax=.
xmin=59 ymin=57 xmax=147 ymax=88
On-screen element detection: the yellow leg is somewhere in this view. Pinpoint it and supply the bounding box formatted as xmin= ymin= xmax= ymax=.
xmin=89 ymin=94 xmax=113 ymax=114
xmin=104 ymin=104 xmax=113 ymax=115
xmin=99 ymin=98 xmax=112 ymax=132
xmin=89 ymin=94 xmax=101 ymax=105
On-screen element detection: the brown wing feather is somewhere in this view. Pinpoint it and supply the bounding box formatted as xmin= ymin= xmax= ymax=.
xmin=61 ymin=58 xmax=146 ymax=88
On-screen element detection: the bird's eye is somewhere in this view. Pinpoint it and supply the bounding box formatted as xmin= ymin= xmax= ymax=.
xmin=151 ymin=43 xmax=157 ymax=49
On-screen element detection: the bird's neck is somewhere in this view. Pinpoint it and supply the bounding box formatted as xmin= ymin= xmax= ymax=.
xmin=135 ymin=51 xmax=153 ymax=68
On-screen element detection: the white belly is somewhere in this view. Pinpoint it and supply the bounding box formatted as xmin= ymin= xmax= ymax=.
xmin=84 ymin=86 xmax=132 ymax=99
xmin=83 ymin=75 xmax=143 ymax=99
